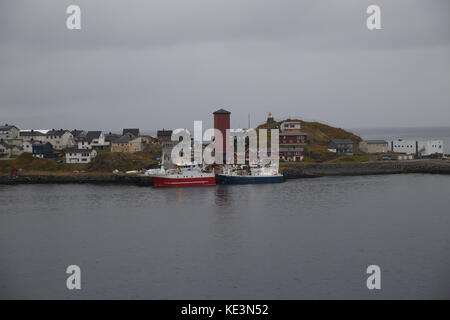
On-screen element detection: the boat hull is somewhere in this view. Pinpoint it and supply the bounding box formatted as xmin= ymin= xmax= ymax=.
xmin=215 ymin=174 xmax=284 ymax=185
xmin=152 ymin=176 xmax=216 ymax=188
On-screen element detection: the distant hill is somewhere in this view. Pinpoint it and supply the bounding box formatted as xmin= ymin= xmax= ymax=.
xmin=258 ymin=119 xmax=362 ymax=161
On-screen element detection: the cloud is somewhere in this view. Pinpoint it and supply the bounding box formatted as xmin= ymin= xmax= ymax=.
xmin=1 ymin=0 xmax=450 ymax=131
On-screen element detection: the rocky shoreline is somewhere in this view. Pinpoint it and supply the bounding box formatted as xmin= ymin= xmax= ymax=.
xmin=0 ymin=173 xmax=154 ymax=186
xmin=0 ymin=160 xmax=449 ymax=185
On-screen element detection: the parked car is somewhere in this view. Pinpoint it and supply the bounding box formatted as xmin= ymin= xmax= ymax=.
xmin=380 ymin=155 xmax=391 ymax=160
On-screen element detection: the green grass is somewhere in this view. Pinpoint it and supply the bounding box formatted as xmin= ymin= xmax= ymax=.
xmin=327 ymin=154 xmax=370 ymax=163
xmin=258 ymin=118 xmax=363 ymax=162
xmin=0 ymin=150 xmax=161 ymax=174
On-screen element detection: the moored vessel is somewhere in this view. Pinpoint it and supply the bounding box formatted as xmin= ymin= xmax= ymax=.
xmin=216 ymin=163 xmax=284 ymax=185
xmin=145 ymin=164 xmax=216 ymax=188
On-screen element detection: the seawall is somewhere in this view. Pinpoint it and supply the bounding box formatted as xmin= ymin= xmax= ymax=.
xmin=1 ymin=160 xmax=449 ymax=185
xmin=281 ymin=160 xmax=450 ymax=179
xmin=0 ymin=174 xmax=154 ymax=186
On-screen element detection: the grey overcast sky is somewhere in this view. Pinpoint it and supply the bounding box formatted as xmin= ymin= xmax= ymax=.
xmin=0 ymin=0 xmax=449 ymax=132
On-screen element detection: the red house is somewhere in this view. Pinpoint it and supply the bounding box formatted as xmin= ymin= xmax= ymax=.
xmin=279 ymin=132 xmax=307 ymax=146
xmin=280 ymin=147 xmax=304 ymax=162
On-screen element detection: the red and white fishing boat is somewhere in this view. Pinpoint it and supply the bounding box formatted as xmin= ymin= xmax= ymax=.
xmin=145 ymin=164 xmax=216 ymax=188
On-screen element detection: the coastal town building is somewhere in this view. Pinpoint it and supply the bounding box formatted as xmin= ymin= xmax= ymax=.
xmin=0 ymin=140 xmax=23 ymax=158
xmin=77 ymin=131 xmax=109 ymax=149
xmin=32 ymin=142 xmax=57 ymax=159
xmin=71 ymin=130 xmax=87 ymax=142
xmin=161 ymin=140 xmax=177 ymax=169
xmin=19 ymin=130 xmax=47 ymax=142
xmin=157 ymin=129 xmax=173 ymax=143
xmin=0 ymin=124 xmax=23 ymax=147
xmin=280 ymin=120 xmax=302 ymax=132
xmin=111 ymin=135 xmax=143 ymax=153
xmin=105 ymin=132 xmax=120 ymax=144
xmin=21 ymin=129 xmax=75 ymax=150
xmin=65 ymin=149 xmax=97 ymax=163
xmin=359 ymin=140 xmax=389 ymax=154
xmin=0 ymin=141 xmax=12 ymax=159
xmin=327 ymin=139 xmax=356 ymax=155
xmin=0 ymin=124 xmax=20 ymax=141
xmin=22 ymin=140 xmax=34 ymax=153
xmin=280 ymin=147 xmax=304 ymax=162
xmin=123 ymin=128 xmax=140 ymax=137
xmin=279 ymin=132 xmax=307 ymax=146
xmin=277 ymin=120 xmax=307 ymax=161
xmin=43 ymin=129 xmax=75 ymax=150
xmin=390 ymin=139 xmax=444 ymax=156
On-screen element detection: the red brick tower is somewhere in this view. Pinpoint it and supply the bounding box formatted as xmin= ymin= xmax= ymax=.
xmin=213 ymin=108 xmax=231 ymax=162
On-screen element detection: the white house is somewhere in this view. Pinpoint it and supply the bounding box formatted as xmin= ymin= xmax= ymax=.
xmin=78 ymin=140 xmax=92 ymax=149
xmin=280 ymin=121 xmax=302 ymax=132
xmin=44 ymin=130 xmax=75 ymax=150
xmin=0 ymin=140 xmax=23 ymax=158
xmin=22 ymin=140 xmax=34 ymax=153
xmin=390 ymin=139 xmax=444 ymax=156
xmin=19 ymin=130 xmax=47 ymax=143
xmin=0 ymin=124 xmax=20 ymax=140
xmin=0 ymin=124 xmax=22 ymax=146
xmin=0 ymin=141 xmax=12 ymax=159
xmin=78 ymin=131 xmax=109 ymax=149
xmin=65 ymin=149 xmax=97 ymax=163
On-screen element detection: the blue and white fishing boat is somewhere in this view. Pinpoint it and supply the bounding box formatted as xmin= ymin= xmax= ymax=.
xmin=215 ymin=163 xmax=284 ymax=185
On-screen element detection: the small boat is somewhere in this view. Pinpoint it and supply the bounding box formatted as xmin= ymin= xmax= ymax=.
xmin=145 ymin=164 xmax=216 ymax=188
xmin=216 ymin=163 xmax=284 ymax=185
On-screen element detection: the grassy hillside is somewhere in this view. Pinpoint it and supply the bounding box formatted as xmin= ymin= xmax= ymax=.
xmin=258 ymin=119 xmax=363 ymax=162
xmin=0 ymin=150 xmax=161 ymax=174
xmin=86 ymin=150 xmax=160 ymax=172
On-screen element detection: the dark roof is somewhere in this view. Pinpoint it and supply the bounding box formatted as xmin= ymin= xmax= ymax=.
xmin=213 ymin=108 xmax=231 ymax=115
xmin=122 ymin=128 xmax=140 ymax=137
xmin=20 ymin=130 xmax=45 ymax=137
xmin=71 ymin=130 xmax=86 ymax=138
xmin=86 ymin=131 xmax=102 ymax=143
xmin=113 ymin=135 xmax=134 ymax=144
xmin=0 ymin=141 xmax=10 ymax=148
xmin=157 ymin=129 xmax=172 ymax=137
xmin=328 ymin=139 xmax=355 ymax=144
xmin=0 ymin=124 xmax=19 ymax=131
xmin=105 ymin=133 xmax=120 ymax=142
xmin=66 ymin=149 xmax=94 ymax=154
xmin=279 ymin=132 xmax=307 ymax=136
xmin=363 ymin=140 xmax=388 ymax=144
xmin=46 ymin=129 xmax=70 ymax=137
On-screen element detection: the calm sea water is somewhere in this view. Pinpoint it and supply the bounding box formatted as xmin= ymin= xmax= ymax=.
xmin=352 ymin=127 xmax=450 ymax=154
xmin=1 ymin=174 xmax=450 ymax=299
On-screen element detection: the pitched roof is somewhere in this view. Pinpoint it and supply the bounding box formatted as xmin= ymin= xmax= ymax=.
xmin=71 ymin=130 xmax=86 ymax=138
xmin=157 ymin=129 xmax=172 ymax=137
xmin=0 ymin=124 xmax=19 ymax=131
xmin=20 ymin=130 xmax=45 ymax=137
xmin=122 ymin=128 xmax=140 ymax=137
xmin=66 ymin=149 xmax=94 ymax=154
xmin=86 ymin=131 xmax=102 ymax=143
xmin=213 ymin=108 xmax=231 ymax=115
xmin=0 ymin=141 xmax=10 ymax=148
xmin=113 ymin=135 xmax=134 ymax=144
xmin=46 ymin=129 xmax=70 ymax=137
